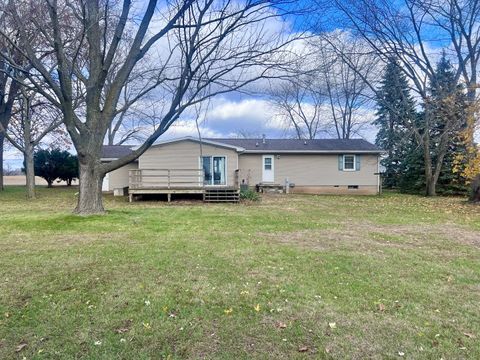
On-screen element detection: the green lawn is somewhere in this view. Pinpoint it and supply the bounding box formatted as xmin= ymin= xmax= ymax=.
xmin=0 ymin=186 xmax=479 ymax=359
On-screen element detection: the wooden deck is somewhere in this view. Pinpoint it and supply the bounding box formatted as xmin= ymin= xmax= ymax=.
xmin=128 ymin=169 xmax=240 ymax=202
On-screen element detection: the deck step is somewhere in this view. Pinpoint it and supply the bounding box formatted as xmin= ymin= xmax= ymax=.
xmin=204 ymin=189 xmax=240 ymax=203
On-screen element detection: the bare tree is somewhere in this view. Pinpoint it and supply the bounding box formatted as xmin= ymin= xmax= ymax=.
xmin=5 ymin=89 xmax=64 ymax=198
xmin=270 ymin=76 xmax=327 ymax=139
xmin=315 ymin=33 xmax=379 ymax=139
xmin=269 ymin=33 xmax=378 ymax=140
xmin=0 ymin=59 xmax=19 ymax=191
xmin=320 ymin=0 xmax=478 ymax=196
xmin=0 ymin=4 xmax=23 ymax=190
xmin=1 ymin=0 xmax=300 ymax=214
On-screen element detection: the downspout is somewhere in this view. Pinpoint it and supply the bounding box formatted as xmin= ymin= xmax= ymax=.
xmin=194 ymin=109 xmax=204 ymax=189
xmin=377 ymin=154 xmax=381 ymax=195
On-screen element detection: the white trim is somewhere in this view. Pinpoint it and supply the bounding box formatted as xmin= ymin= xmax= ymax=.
xmin=200 ymin=155 xmax=228 ymax=187
xmin=102 ymin=173 xmax=110 ymax=192
xmin=152 ymin=136 xmax=245 ymax=152
xmin=101 ymin=158 xmax=139 ymax=162
xmin=343 ymin=154 xmax=356 ymax=171
xmin=262 ymin=155 xmax=275 ymax=183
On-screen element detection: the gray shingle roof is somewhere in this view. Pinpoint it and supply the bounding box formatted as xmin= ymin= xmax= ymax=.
xmin=101 ymin=145 xmax=134 ymax=159
xmin=101 ymin=138 xmax=382 ymax=159
xmin=205 ymin=138 xmax=382 ymax=153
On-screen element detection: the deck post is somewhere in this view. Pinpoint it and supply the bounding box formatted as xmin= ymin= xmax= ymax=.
xmin=167 ymin=193 xmax=171 ymax=202
xmin=129 ymin=193 xmax=133 ymax=203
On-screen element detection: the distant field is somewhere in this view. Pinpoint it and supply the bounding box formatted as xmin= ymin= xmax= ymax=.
xmin=3 ymin=175 xmax=78 ymax=186
xmin=0 ymin=187 xmax=479 ymax=359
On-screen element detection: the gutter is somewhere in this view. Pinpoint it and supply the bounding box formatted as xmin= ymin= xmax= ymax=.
xmin=241 ymin=150 xmax=384 ymax=154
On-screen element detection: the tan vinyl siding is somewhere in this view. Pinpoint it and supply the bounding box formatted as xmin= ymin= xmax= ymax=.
xmin=138 ymin=140 xmax=238 ymax=187
xmin=107 ymin=162 xmax=138 ymax=191
xmin=238 ymin=153 xmax=379 ymax=190
xmin=290 ymin=185 xmax=378 ymax=195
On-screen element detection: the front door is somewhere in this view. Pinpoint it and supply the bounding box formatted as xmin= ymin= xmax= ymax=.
xmin=262 ymin=155 xmax=274 ymax=183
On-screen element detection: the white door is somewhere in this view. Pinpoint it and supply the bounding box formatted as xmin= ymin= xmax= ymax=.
xmin=262 ymin=155 xmax=274 ymax=183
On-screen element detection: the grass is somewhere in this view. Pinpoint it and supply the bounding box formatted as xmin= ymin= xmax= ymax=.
xmin=0 ymin=186 xmax=479 ymax=359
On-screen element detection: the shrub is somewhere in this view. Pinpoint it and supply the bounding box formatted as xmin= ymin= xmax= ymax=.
xmin=240 ymin=188 xmax=260 ymax=202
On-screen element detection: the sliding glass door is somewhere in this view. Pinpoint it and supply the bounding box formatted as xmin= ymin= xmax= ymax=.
xmin=202 ymin=156 xmax=226 ymax=186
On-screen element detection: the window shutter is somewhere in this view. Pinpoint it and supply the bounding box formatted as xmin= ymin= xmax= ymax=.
xmin=338 ymin=155 xmax=343 ymax=171
xmin=356 ymin=155 xmax=361 ymax=171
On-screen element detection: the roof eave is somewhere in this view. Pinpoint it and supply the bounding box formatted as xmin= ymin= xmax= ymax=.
xmin=242 ymin=150 xmax=383 ymax=154
xmin=101 ymin=158 xmax=138 ymax=162
xmin=151 ymin=136 xmax=245 ymax=152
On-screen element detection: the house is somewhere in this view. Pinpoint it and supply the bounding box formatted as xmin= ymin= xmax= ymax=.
xmin=101 ymin=136 xmax=383 ymax=201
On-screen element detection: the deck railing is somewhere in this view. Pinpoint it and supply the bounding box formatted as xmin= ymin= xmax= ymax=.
xmin=129 ymin=169 xmax=204 ymax=190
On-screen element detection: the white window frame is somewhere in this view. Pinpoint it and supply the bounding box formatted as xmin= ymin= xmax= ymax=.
xmin=343 ymin=154 xmax=356 ymax=171
xmin=200 ymin=155 xmax=228 ymax=186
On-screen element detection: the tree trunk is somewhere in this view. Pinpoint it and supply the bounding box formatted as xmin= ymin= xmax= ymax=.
xmin=74 ymin=160 xmax=105 ymax=215
xmin=24 ymin=144 xmax=35 ymax=199
xmin=0 ymin=133 xmax=4 ymax=191
xmin=470 ymin=174 xmax=480 ymax=203
xmin=422 ymin=136 xmax=436 ymax=197
xmin=425 ymin=176 xmax=436 ymax=197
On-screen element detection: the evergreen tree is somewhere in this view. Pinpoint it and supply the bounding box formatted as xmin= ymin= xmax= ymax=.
xmin=374 ymin=58 xmax=417 ymax=188
xmin=398 ymin=113 xmax=427 ymax=193
xmin=59 ymin=154 xmax=79 ymax=186
xmin=397 ymin=53 xmax=469 ymax=195
xmin=429 ymin=53 xmax=469 ymax=194
xmin=34 ymin=149 xmax=77 ymax=187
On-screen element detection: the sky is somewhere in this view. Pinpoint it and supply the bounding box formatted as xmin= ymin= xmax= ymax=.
xmin=4 ymin=0 xmax=475 ymax=171
xmin=3 ymin=1 xmax=380 ymax=170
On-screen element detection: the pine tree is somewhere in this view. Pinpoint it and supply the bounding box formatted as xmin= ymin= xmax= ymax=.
xmin=429 ymin=53 xmax=469 ymax=194
xmin=398 ymin=112 xmax=427 ymax=193
xmin=374 ymin=58 xmax=417 ymax=188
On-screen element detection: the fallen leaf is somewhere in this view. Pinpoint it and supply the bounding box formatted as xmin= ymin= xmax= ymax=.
xmin=298 ymin=346 xmax=308 ymax=352
xmin=15 ymin=343 xmax=27 ymax=353
xmin=254 ymin=304 xmax=260 ymax=312
xmin=378 ymin=303 xmax=385 ymax=312
xmin=276 ymin=321 xmax=287 ymax=329
xmin=463 ymin=332 xmax=476 ymax=339
xmin=224 ymin=308 xmax=233 ymax=315
xmin=328 ymin=322 xmax=336 ymax=329
xmin=114 ymin=319 xmax=132 ymax=334
xmin=398 ymin=351 xmax=405 ymax=356
xmin=115 ymin=327 xmax=130 ymax=334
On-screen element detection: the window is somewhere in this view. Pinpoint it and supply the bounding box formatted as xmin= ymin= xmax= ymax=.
xmin=348 ymin=185 xmax=359 ymax=189
xmin=264 ymin=157 xmax=272 ymax=170
xmin=202 ymin=156 xmax=226 ymax=185
xmin=343 ymin=155 xmax=356 ymax=171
